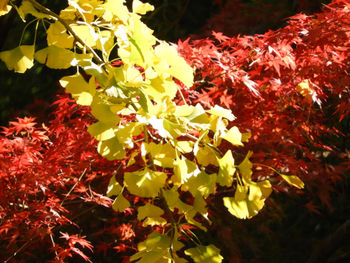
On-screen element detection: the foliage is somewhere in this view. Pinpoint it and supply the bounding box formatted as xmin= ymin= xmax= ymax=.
xmin=0 ymin=0 xmax=349 ymax=262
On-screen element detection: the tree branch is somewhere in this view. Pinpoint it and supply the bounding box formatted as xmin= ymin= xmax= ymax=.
xmin=27 ymin=0 xmax=105 ymax=66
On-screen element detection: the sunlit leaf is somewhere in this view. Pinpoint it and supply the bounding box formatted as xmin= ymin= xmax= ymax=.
xmin=185 ymin=244 xmax=223 ymax=263
xmin=280 ymin=174 xmax=304 ymax=189
xmin=0 ymin=45 xmax=34 ymax=73
xmin=217 ymin=150 xmax=236 ymax=187
xmin=137 ymin=203 xmax=166 ymax=226
xmin=47 ymin=21 xmax=74 ymax=49
xmin=154 ymin=42 xmax=194 ymax=87
xmin=222 ymin=126 xmax=243 ymax=146
xmin=97 ymin=137 xmax=126 ymax=160
xmin=132 ymin=0 xmax=154 ymax=15
xmin=35 ymin=46 xmax=92 ymax=69
xmin=59 ymin=74 xmax=96 ymax=106
xmin=124 ymin=168 xmax=167 ymax=198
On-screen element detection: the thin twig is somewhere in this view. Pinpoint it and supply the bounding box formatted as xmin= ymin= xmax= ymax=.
xmin=27 ymin=0 xmax=105 ymax=67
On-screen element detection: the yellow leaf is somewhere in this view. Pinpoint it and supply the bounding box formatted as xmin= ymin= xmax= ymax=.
xmin=88 ymin=121 xmax=116 ymax=141
xmin=71 ymin=24 xmax=97 ymax=48
xmin=19 ymin=0 xmax=51 ymax=19
xmin=137 ymin=203 xmax=166 ymax=226
xmin=217 ymin=150 xmax=236 ymax=187
xmin=97 ymin=137 xmax=126 ymax=160
xmin=237 ymin=151 xmax=253 ymax=184
xmin=107 ymin=176 xmax=122 ymax=197
xmin=0 ymin=1 xmax=11 ymax=16
xmin=102 ymin=0 xmax=129 ymax=23
xmin=185 ymin=171 xmax=216 ymax=199
xmin=124 ymin=168 xmax=167 ymax=198
xmin=35 ymin=46 xmax=92 ymax=69
xmin=130 ymin=231 xmax=179 ymax=263
xmin=145 ymin=142 xmax=176 ymax=168
xmin=59 ymin=74 xmax=96 ymax=106
xmin=222 ymin=126 xmax=243 ymax=146
xmin=0 ymin=45 xmax=34 ymax=73
xmin=154 ymin=42 xmax=194 ymax=87
xmin=185 ymin=244 xmax=223 ymax=263
xmin=112 ymin=193 xmax=130 ymax=212
xmin=196 ymin=146 xmax=218 ymax=166
xmin=207 ymin=105 xmax=235 ymax=121
xmin=223 ymin=196 xmax=265 ymax=219
xmin=248 ymin=180 xmax=272 ymax=201
xmin=132 ymin=0 xmax=154 ymax=15
xmin=172 ymin=156 xmax=197 ymax=186
xmin=91 ymin=97 xmax=120 ymax=123
xmin=280 ymin=174 xmax=304 ymax=189
xmin=47 ymin=21 xmax=74 ymax=49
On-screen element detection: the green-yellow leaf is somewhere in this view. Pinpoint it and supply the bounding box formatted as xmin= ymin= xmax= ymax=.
xmin=47 ymin=21 xmax=74 ymax=49
xmin=217 ymin=150 xmax=236 ymax=187
xmin=59 ymin=74 xmax=96 ymax=106
xmin=185 ymin=171 xmax=216 ymax=199
xmin=185 ymin=244 xmax=223 ymax=263
xmin=112 ymin=193 xmax=130 ymax=212
xmin=222 ymin=126 xmax=243 ymax=146
xmin=0 ymin=45 xmax=34 ymax=73
xmin=280 ymin=174 xmax=304 ymax=189
xmin=35 ymin=46 xmax=92 ymax=69
xmin=137 ymin=203 xmax=166 ymax=226
xmin=88 ymin=121 xmax=116 ymax=141
xmin=207 ymin=105 xmax=235 ymax=121
xmin=237 ymin=151 xmax=253 ymax=184
xmin=107 ymin=176 xmax=122 ymax=197
xmin=91 ymin=97 xmax=120 ymax=123
xmin=124 ymin=168 xmax=167 ymax=198
xmin=0 ymin=3 xmax=11 ymax=16
xmin=132 ymin=0 xmax=154 ymax=14
xmin=97 ymin=137 xmax=126 ymax=160
xmin=154 ymin=42 xmax=194 ymax=87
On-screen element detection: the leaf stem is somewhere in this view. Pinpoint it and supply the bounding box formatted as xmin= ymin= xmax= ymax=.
xmin=27 ymin=0 xmax=105 ymax=67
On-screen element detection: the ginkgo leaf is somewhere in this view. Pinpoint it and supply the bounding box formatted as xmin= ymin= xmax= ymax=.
xmin=102 ymin=0 xmax=129 ymax=23
xmin=91 ymin=97 xmax=120 ymax=123
xmin=185 ymin=244 xmax=223 ymax=263
xmin=112 ymin=193 xmax=130 ymax=212
xmin=47 ymin=21 xmax=74 ymax=49
xmin=71 ymin=24 xmax=97 ymax=48
xmin=185 ymin=171 xmax=216 ymax=199
xmin=35 ymin=46 xmax=92 ymax=69
xmin=237 ymin=151 xmax=253 ymax=184
xmin=222 ymin=126 xmax=243 ymax=146
xmin=145 ymin=142 xmax=176 ymax=168
xmin=88 ymin=121 xmax=116 ymax=141
xmin=0 ymin=45 xmax=34 ymax=73
xmin=223 ymin=196 xmax=265 ymax=219
xmin=217 ymin=150 xmax=236 ymax=187
xmin=196 ymin=146 xmax=218 ymax=166
xmin=207 ymin=105 xmax=235 ymax=121
xmin=280 ymin=174 xmax=304 ymax=189
xmin=172 ymin=156 xmax=197 ymax=186
xmin=18 ymin=0 xmax=51 ymax=20
xmin=59 ymin=74 xmax=96 ymax=106
xmin=97 ymin=137 xmax=126 ymax=160
xmin=0 ymin=3 xmax=11 ymax=16
xmin=130 ymin=231 xmax=178 ymax=263
xmin=154 ymin=42 xmax=194 ymax=87
xmin=132 ymin=0 xmax=154 ymax=15
xmin=106 ymin=176 xmax=122 ymax=197
xmin=124 ymin=168 xmax=167 ymax=198
xmin=248 ymin=180 xmax=272 ymax=201
xmin=137 ymin=203 xmax=166 ymax=226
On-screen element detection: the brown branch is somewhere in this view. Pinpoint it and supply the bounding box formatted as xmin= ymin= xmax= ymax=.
xmin=27 ymin=0 xmax=105 ymax=66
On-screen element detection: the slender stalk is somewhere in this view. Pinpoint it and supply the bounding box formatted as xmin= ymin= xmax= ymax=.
xmin=27 ymin=0 xmax=105 ymax=67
